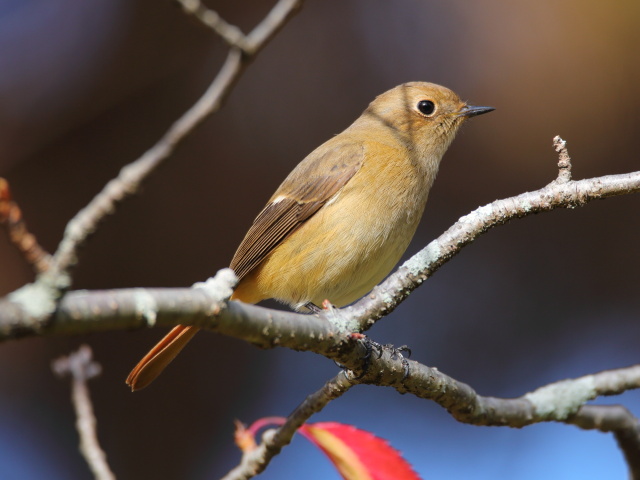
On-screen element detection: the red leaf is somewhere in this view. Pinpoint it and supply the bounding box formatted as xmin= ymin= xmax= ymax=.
xmin=299 ymin=422 xmax=422 ymax=480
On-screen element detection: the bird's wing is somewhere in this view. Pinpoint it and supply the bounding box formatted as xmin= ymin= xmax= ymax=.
xmin=230 ymin=141 xmax=364 ymax=280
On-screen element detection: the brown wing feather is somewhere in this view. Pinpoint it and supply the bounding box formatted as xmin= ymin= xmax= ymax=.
xmin=230 ymin=141 xmax=364 ymax=280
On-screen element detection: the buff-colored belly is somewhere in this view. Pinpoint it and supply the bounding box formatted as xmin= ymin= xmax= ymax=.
xmin=237 ymin=173 xmax=428 ymax=310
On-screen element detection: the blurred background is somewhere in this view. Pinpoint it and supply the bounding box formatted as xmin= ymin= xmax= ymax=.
xmin=0 ymin=0 xmax=639 ymax=478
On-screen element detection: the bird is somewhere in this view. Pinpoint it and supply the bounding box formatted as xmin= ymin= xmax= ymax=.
xmin=126 ymin=81 xmax=494 ymax=391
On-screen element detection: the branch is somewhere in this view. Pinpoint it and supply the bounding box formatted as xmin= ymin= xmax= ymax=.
xmin=569 ymin=405 xmax=640 ymax=477
xmin=8 ymin=271 xmax=640 ymax=468
xmin=223 ymin=372 xmax=355 ymax=480
xmin=52 ymin=345 xmax=115 ymax=480
xmin=2 ymin=142 xmax=639 ymax=472
xmin=1 ymin=164 xmax=638 ymax=341
xmin=0 ymin=0 xmax=303 ymax=329
xmin=0 ymin=177 xmax=52 ymax=273
xmin=177 ymin=0 xmax=302 ymax=55
xmin=341 ymin=166 xmax=640 ymax=332
xmin=177 ymin=0 xmax=248 ymax=50
xmin=30 ymin=274 xmax=640 ymax=434
xmin=50 ymin=0 xmax=302 ymax=279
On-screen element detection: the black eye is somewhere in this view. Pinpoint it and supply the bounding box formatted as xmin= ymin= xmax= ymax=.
xmin=417 ymin=100 xmax=435 ymax=116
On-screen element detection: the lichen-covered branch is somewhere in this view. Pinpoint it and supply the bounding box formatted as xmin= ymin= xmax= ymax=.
xmin=1 ymin=165 xmax=639 ymax=342
xmin=342 ymin=167 xmax=640 ymax=332
xmin=6 ymin=269 xmax=640 ymax=471
xmin=50 ymin=0 xmax=302 ymax=279
xmin=0 ymin=0 xmax=304 ymax=332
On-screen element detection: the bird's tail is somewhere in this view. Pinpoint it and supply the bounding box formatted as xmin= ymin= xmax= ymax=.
xmin=126 ymin=324 xmax=200 ymax=391
xmin=126 ymin=288 xmax=258 ymax=391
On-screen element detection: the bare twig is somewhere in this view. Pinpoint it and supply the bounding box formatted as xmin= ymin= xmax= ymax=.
xmin=52 ymin=345 xmax=115 ymax=480
xmin=50 ymin=47 xmax=244 ymax=280
xmin=50 ymin=0 xmax=302 ymax=279
xmin=0 ymin=0 xmax=303 ymax=328
xmin=176 ymin=0 xmax=249 ymax=50
xmin=0 ymin=178 xmax=52 ymax=273
xmin=222 ymin=372 xmax=355 ymax=480
xmin=178 ymin=0 xmax=303 ymax=55
xmin=224 ymin=342 xmax=640 ymax=480
xmin=351 ymin=345 xmax=640 ymax=474
xmin=569 ymin=404 xmax=640 ymax=478
xmin=364 ymin=353 xmax=640 ymax=477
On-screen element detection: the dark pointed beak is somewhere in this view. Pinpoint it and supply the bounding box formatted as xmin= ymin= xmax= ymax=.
xmin=458 ymin=104 xmax=495 ymax=118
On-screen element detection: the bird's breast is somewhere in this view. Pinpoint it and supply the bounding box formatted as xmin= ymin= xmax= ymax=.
xmin=251 ymin=144 xmax=435 ymax=309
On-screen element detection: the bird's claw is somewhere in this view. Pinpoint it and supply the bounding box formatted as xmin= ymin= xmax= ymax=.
xmin=304 ymin=302 xmax=323 ymax=313
xmin=339 ymin=336 xmax=411 ymax=380
xmin=383 ymin=343 xmax=411 ymax=379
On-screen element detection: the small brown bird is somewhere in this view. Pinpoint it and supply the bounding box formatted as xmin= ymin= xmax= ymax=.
xmin=126 ymin=82 xmax=493 ymax=390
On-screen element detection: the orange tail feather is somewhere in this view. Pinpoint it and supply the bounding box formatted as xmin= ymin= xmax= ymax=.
xmin=126 ymin=325 xmax=200 ymax=391
xmin=126 ymin=290 xmax=258 ymax=391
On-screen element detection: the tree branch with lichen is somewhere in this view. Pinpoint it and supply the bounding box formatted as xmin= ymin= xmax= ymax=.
xmin=2 ymin=138 xmax=639 ymax=476
xmin=2 ymin=147 xmax=638 ymax=339
xmin=0 ymin=0 xmax=303 ymax=333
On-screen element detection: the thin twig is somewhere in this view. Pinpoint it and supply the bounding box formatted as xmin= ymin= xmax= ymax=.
xmin=0 ymin=0 xmax=303 ymax=326
xmin=222 ymin=372 xmax=355 ymax=480
xmin=52 ymin=345 xmax=115 ymax=480
xmin=569 ymin=405 xmax=640 ymax=479
xmin=52 ymin=0 xmax=302 ymax=277
xmin=176 ymin=0 xmax=249 ymax=51
xmin=51 ymin=48 xmax=243 ymax=276
xmin=32 ymin=0 xmax=302 ymax=302
xmin=0 ymin=177 xmax=52 ymax=273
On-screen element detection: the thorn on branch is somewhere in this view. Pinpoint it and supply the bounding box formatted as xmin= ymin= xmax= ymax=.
xmin=0 ymin=178 xmax=52 ymax=273
xmin=52 ymin=346 xmax=115 ymax=480
xmin=553 ymin=135 xmax=572 ymax=184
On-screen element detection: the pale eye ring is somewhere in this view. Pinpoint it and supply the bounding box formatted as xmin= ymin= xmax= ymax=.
xmin=417 ymin=100 xmax=435 ymax=116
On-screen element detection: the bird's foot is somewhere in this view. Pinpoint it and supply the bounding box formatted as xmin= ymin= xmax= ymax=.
xmin=336 ymin=333 xmax=384 ymax=380
xmin=385 ymin=344 xmax=412 ymax=379
xmin=303 ymin=299 xmax=335 ymax=314
xmin=303 ymin=302 xmax=323 ymax=313
xmin=321 ymin=299 xmax=335 ymax=310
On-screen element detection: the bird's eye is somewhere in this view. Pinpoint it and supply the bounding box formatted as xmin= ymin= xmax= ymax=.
xmin=417 ymin=100 xmax=435 ymax=116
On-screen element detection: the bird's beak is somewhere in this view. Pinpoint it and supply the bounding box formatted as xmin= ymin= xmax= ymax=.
xmin=458 ymin=104 xmax=495 ymax=118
